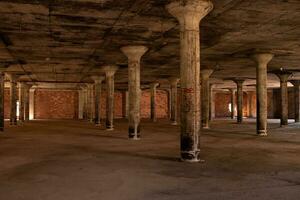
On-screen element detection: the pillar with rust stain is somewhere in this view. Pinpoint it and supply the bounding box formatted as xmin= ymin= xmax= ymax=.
xmin=201 ymin=69 xmax=213 ymax=129
xmin=291 ymin=81 xmax=300 ymax=123
xmin=276 ymin=72 xmax=292 ymax=126
xmin=91 ymin=76 xmax=104 ymax=126
xmin=253 ymin=53 xmax=273 ymax=136
xmin=103 ymin=65 xmax=118 ymax=130
xmin=121 ymin=46 xmax=148 ymax=140
xmin=234 ymin=79 xmax=245 ymax=124
xmin=150 ymin=82 xmax=159 ymax=122
xmin=7 ymin=73 xmax=18 ymax=125
xmin=0 ymin=71 xmax=5 ymax=131
xmin=169 ymin=78 xmax=179 ymax=125
xmin=166 ymin=0 xmax=213 ymax=162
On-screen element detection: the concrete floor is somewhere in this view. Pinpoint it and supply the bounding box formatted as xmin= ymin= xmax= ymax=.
xmin=0 ymin=118 xmax=299 ymax=200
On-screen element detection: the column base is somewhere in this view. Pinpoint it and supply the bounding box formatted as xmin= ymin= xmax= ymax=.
xmin=171 ymin=121 xmax=178 ymax=125
xmin=106 ymin=127 xmax=114 ymax=131
xmin=128 ymin=125 xmax=140 ymax=140
xmin=129 ymin=136 xmax=141 ymax=140
xmin=257 ymin=130 xmax=267 ymax=136
xmin=95 ymin=123 xmax=101 ymax=127
xmin=181 ymin=151 xmax=201 ymax=163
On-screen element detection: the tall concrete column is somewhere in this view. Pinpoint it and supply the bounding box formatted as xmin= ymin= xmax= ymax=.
xmin=0 ymin=71 xmax=4 ymax=131
xmin=29 ymin=88 xmax=35 ymax=120
xmin=87 ymin=83 xmax=94 ymax=123
xmin=253 ymin=53 xmax=273 ymax=136
xmin=125 ymin=91 xmax=129 ymax=119
xmin=23 ymin=84 xmax=31 ymax=121
xmin=82 ymin=86 xmax=88 ymax=120
xmin=91 ymin=76 xmax=104 ymax=126
xmin=229 ymin=89 xmax=236 ymax=119
xmin=276 ymin=72 xmax=292 ymax=126
xmin=291 ymin=81 xmax=300 ymax=123
xmin=18 ymin=82 xmax=25 ymax=123
xmin=7 ymin=73 xmax=17 ymax=125
xmin=166 ymin=89 xmax=172 ymax=119
xmin=166 ymin=0 xmax=213 ymax=162
xmin=169 ymin=78 xmax=179 ymax=125
xmin=103 ymin=65 xmax=118 ymax=130
xmin=234 ymin=79 xmax=245 ymax=123
xmin=201 ymin=69 xmax=213 ymax=129
xmin=209 ymin=84 xmax=215 ymax=120
xmin=150 ymin=82 xmax=159 ymax=122
xmin=121 ymin=45 xmax=148 ymax=139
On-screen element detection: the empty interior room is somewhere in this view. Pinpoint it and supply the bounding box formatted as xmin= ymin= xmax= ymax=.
xmin=0 ymin=0 xmax=299 ymax=200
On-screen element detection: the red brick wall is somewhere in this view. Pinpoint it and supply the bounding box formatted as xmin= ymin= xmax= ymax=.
xmin=34 ymin=89 xmax=78 ymax=119
xmin=4 ymin=89 xmax=10 ymax=119
xmin=140 ymin=90 xmax=168 ymax=119
xmin=214 ymin=91 xmax=251 ymax=118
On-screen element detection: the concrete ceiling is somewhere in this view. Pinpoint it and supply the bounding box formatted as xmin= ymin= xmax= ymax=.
xmin=0 ymin=0 xmax=300 ymax=90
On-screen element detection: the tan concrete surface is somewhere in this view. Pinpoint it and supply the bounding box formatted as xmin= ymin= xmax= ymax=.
xmin=0 ymin=119 xmax=299 ymax=200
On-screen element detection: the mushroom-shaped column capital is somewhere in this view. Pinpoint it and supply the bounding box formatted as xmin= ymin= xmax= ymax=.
xmin=275 ymin=71 xmax=292 ymax=83
xmin=102 ymin=65 xmax=119 ymax=77
xmin=90 ymin=76 xmax=105 ymax=84
xmin=201 ymin=69 xmax=214 ymax=80
xmin=120 ymin=46 xmax=148 ymax=61
xmin=166 ymin=0 xmax=213 ymax=30
xmin=150 ymin=82 xmax=159 ymax=89
xmin=252 ymin=53 xmax=274 ymax=66
xmin=233 ymin=78 xmax=245 ymax=86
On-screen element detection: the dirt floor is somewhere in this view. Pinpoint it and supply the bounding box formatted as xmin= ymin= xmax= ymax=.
xmin=0 ymin=118 xmax=299 ymax=200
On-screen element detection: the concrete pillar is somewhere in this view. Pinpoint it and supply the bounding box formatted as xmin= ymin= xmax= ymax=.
xmin=87 ymin=83 xmax=94 ymax=123
xmin=166 ymin=89 xmax=172 ymax=119
xmin=78 ymin=88 xmax=85 ymax=120
xmin=276 ymin=72 xmax=292 ymax=126
xmin=6 ymin=73 xmax=17 ymax=125
xmin=18 ymin=82 xmax=25 ymax=123
xmin=229 ymin=89 xmax=236 ymax=119
xmin=125 ymin=91 xmax=129 ymax=119
xmin=201 ymin=69 xmax=213 ymax=129
xmin=23 ymin=84 xmax=31 ymax=121
xmin=91 ymin=77 xmax=104 ymax=126
xmin=166 ymin=0 xmax=213 ymax=162
xmin=0 ymin=71 xmax=4 ymax=131
xmin=291 ymin=81 xmax=300 ymax=123
xmin=234 ymin=79 xmax=245 ymax=123
xmin=150 ymin=82 xmax=159 ymax=122
xmin=209 ymin=84 xmax=215 ymax=120
xmin=83 ymin=86 xmax=88 ymax=120
xmin=121 ymin=45 xmax=148 ymax=139
xmin=29 ymin=88 xmax=35 ymax=120
xmin=169 ymin=78 xmax=179 ymax=125
xmin=253 ymin=53 xmax=273 ymax=136
xmin=103 ymin=65 xmax=118 ymax=130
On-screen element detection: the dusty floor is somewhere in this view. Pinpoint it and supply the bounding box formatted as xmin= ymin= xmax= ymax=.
xmin=0 ymin=118 xmax=299 ymax=200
